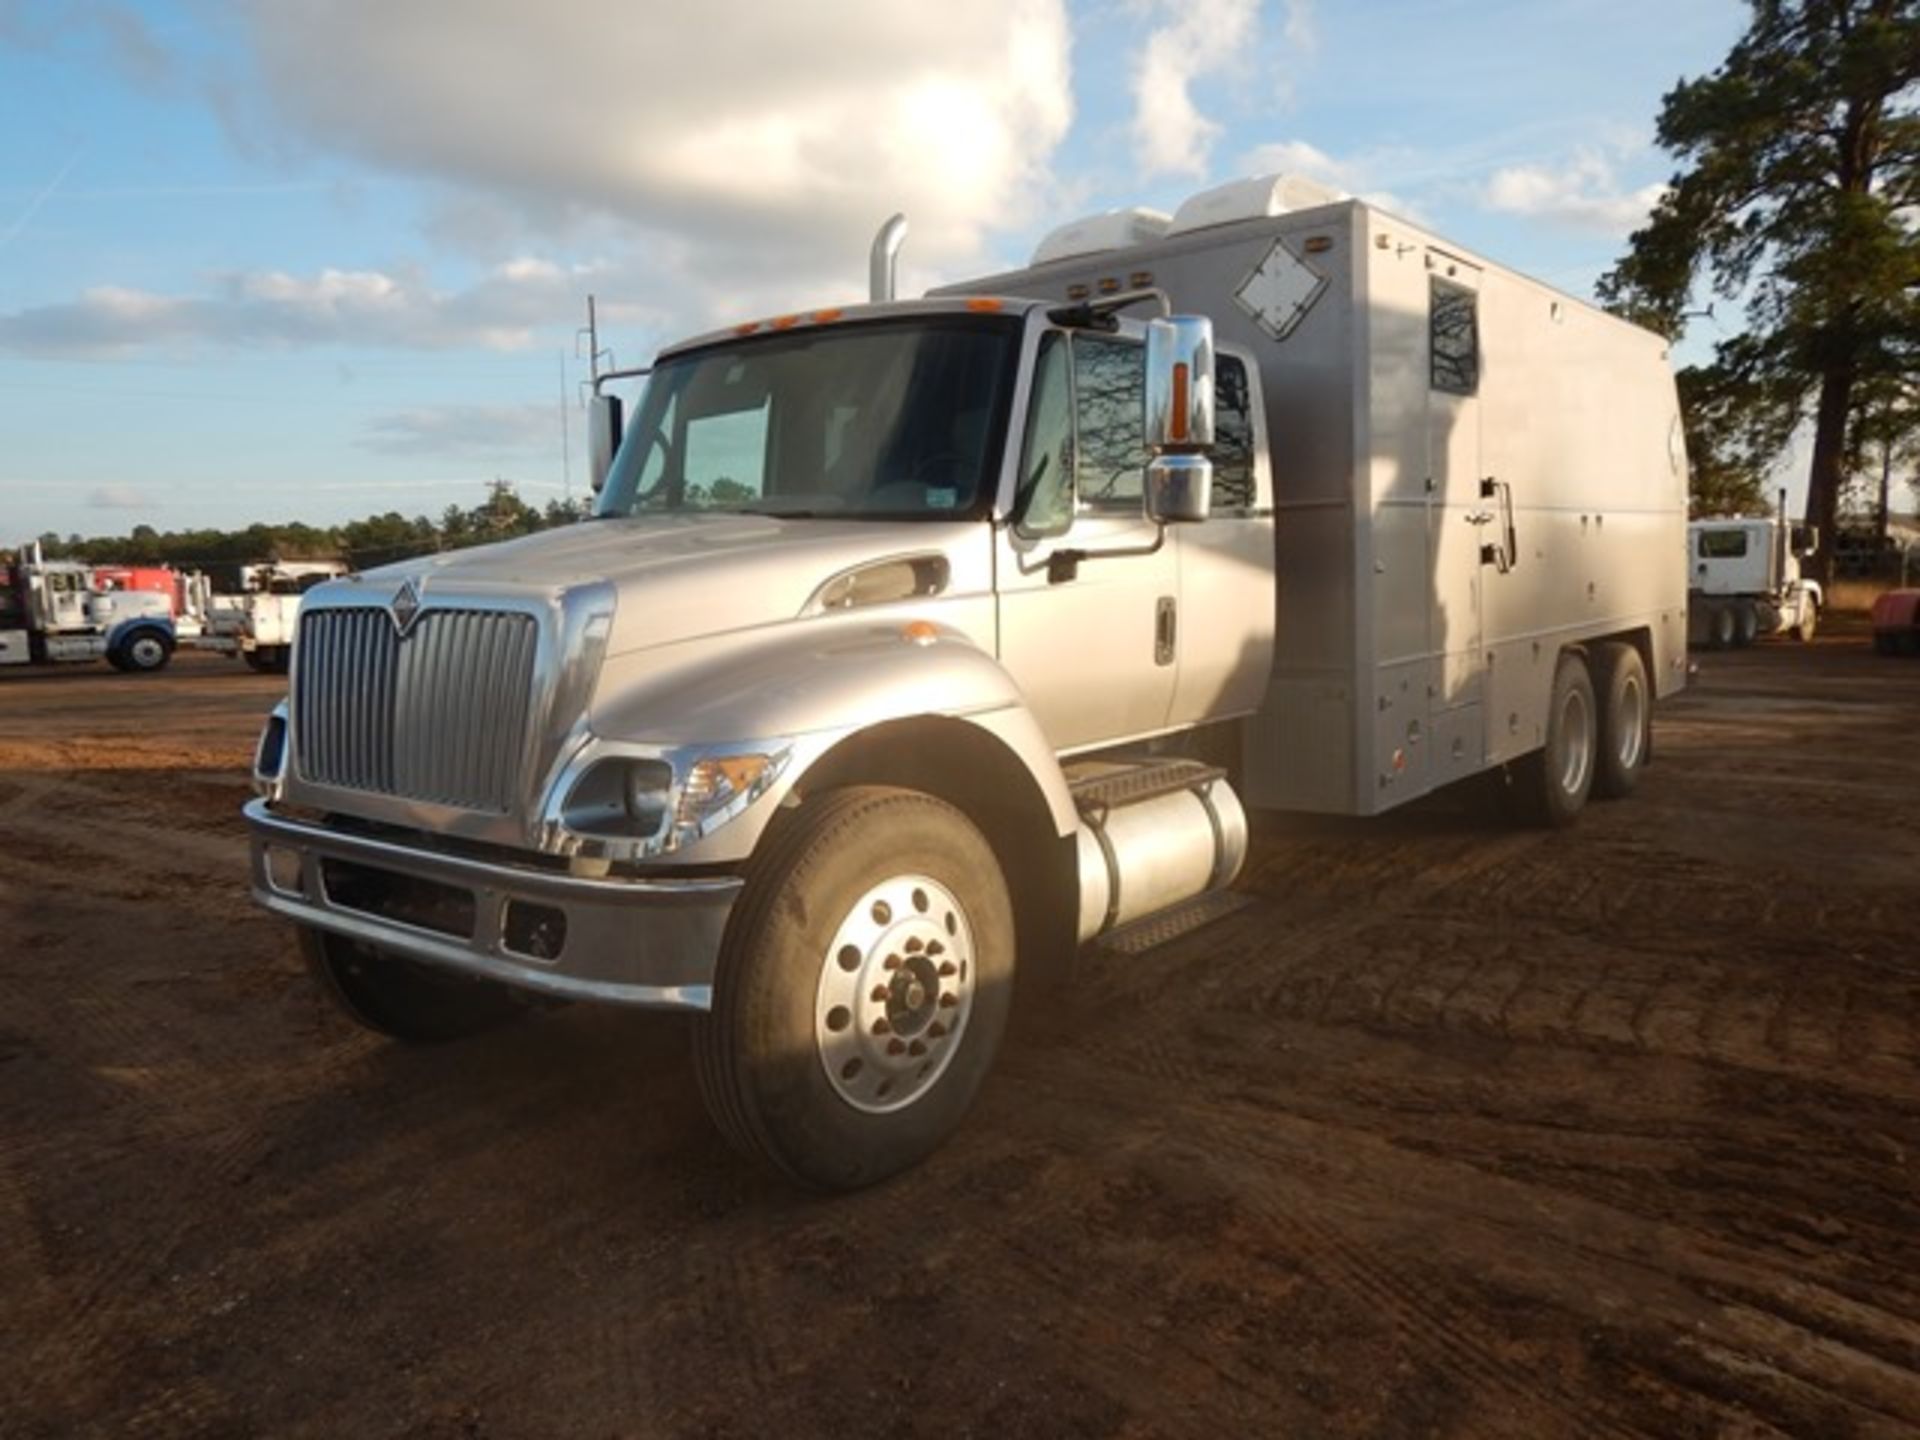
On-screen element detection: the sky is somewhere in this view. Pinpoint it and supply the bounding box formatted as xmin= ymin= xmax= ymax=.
xmin=0 ymin=0 xmax=1752 ymax=541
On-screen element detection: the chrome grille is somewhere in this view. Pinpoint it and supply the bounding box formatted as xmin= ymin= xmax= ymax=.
xmin=294 ymin=607 xmax=540 ymax=813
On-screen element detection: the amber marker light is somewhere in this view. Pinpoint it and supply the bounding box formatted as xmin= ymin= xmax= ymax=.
xmin=964 ymin=297 xmax=1004 ymax=313
xmin=1169 ymin=363 xmax=1190 ymax=443
xmin=811 ymin=308 xmax=844 ymax=324
xmin=771 ymin=314 xmax=801 ymax=330
xmin=733 ymin=321 xmax=760 ymax=336
xmin=901 ymin=620 xmax=939 ymax=646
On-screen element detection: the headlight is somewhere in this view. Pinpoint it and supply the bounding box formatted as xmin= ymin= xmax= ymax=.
xmin=558 ymin=746 xmax=789 ymax=853
xmin=673 ymin=753 xmax=780 ymax=838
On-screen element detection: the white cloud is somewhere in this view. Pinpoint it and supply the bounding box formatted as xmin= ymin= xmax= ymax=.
xmin=0 ymin=257 xmax=602 ymax=357
xmin=1130 ymin=0 xmax=1260 ymax=179
xmin=1236 ymin=138 xmax=1422 ymax=220
xmin=88 ymin=484 xmax=150 ymax=511
xmin=1483 ymin=148 xmax=1667 ymax=235
xmin=360 ymin=405 xmax=557 ymax=459
xmin=229 ymin=0 xmax=1071 ymax=275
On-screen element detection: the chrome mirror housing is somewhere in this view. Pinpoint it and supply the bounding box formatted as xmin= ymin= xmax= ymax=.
xmin=587 ymin=392 xmax=623 ymax=495
xmin=1144 ymin=315 xmax=1216 ymax=451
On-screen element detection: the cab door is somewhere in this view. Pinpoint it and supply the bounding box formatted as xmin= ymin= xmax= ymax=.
xmin=995 ymin=329 xmax=1178 ymax=752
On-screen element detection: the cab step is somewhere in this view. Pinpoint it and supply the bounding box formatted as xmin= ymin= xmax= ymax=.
xmin=1093 ymin=888 xmax=1252 ymax=956
xmin=1066 ymin=756 xmax=1227 ymax=814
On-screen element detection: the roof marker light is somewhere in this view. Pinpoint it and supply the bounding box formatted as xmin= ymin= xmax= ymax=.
xmin=964 ymin=297 xmax=1004 ymax=313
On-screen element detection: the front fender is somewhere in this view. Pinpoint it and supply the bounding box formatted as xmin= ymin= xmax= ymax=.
xmin=573 ymin=616 xmax=1076 ymax=863
xmin=105 ymin=614 xmax=174 ymax=652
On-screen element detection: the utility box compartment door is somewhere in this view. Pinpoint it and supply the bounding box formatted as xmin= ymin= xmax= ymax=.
xmin=1424 ymin=251 xmax=1486 ymax=784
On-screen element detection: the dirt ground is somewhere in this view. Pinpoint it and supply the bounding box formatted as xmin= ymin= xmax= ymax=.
xmin=4 ymin=624 xmax=1919 ymax=1440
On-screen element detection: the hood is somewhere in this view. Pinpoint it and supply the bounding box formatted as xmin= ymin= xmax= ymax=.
xmin=356 ymin=513 xmax=983 ymax=656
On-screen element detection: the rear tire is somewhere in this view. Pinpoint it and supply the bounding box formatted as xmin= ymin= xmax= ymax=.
xmin=1505 ymin=650 xmax=1597 ymax=828
xmin=692 ymin=786 xmax=1015 ymax=1191
xmin=1734 ymin=603 xmax=1759 ymax=648
xmin=300 ymin=927 xmax=531 ymax=1042
xmin=1592 ymin=642 xmax=1650 ymax=800
xmin=1708 ymin=604 xmax=1736 ymax=651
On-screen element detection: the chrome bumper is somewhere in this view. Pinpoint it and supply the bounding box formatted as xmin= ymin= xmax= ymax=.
xmin=244 ymin=798 xmax=739 ymax=1011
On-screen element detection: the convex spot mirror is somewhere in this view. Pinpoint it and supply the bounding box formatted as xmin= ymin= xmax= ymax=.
xmin=1143 ymin=315 xmax=1215 ymax=525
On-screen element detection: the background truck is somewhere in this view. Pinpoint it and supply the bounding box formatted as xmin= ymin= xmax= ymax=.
xmin=1688 ymin=499 xmax=1821 ymax=648
xmin=209 ymin=562 xmax=349 ymax=672
xmin=246 ymin=174 xmax=1688 ymax=1189
xmin=1 ymin=545 xmax=183 ymax=672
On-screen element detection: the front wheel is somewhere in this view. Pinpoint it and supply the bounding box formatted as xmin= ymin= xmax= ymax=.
xmin=693 ymin=786 xmax=1014 ymax=1190
xmin=1794 ymin=599 xmax=1818 ymax=642
xmin=300 ymin=927 xmax=532 ymax=1042
xmin=117 ymin=630 xmax=172 ymax=672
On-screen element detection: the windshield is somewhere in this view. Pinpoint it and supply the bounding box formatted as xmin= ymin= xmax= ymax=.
xmin=595 ymin=315 xmax=1020 ymax=520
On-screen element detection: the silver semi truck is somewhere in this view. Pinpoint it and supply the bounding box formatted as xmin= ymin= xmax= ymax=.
xmin=246 ymin=176 xmax=1689 ymax=1188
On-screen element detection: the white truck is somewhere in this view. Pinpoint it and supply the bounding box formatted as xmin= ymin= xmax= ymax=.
xmin=1687 ymin=504 xmax=1821 ymax=648
xmin=246 ymin=175 xmax=1689 ymax=1188
xmin=0 ymin=547 xmax=182 ymax=672
xmin=214 ymin=562 xmax=350 ymax=672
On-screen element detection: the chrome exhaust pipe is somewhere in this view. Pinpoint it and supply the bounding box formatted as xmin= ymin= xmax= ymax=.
xmin=869 ymin=213 xmax=908 ymax=303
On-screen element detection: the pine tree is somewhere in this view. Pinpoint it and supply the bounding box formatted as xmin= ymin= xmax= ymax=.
xmin=1599 ymin=0 xmax=1920 ymax=576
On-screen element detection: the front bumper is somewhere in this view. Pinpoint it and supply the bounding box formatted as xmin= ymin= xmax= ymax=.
xmin=244 ymin=799 xmax=739 ymax=1011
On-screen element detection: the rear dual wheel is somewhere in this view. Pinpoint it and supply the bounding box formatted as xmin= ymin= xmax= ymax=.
xmin=693 ymin=786 xmax=1014 ymax=1191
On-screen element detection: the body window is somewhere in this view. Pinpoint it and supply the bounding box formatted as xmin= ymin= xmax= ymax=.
xmin=1430 ymin=279 xmax=1479 ymax=395
xmin=1698 ymin=529 xmax=1749 ymax=559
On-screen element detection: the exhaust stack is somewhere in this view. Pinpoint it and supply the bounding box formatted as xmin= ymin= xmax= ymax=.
xmin=869 ymin=213 xmax=908 ymax=303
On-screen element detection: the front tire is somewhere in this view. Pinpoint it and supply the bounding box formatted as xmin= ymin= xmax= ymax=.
xmin=693 ymin=786 xmax=1015 ymax=1190
xmin=301 ymin=927 xmax=531 ymax=1042
xmin=1794 ymin=599 xmax=1818 ymax=642
xmin=1592 ymin=642 xmax=1650 ymax=800
xmin=1506 ymin=650 xmax=1597 ymax=828
xmin=117 ymin=630 xmax=172 ymax=672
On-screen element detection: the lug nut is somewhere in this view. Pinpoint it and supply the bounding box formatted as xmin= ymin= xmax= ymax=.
xmin=872 ymin=1018 xmax=890 ymax=1035
xmin=908 ymin=1040 xmax=926 ymax=1057
xmin=928 ymin=1022 xmax=947 ymax=1039
xmin=882 ymin=955 xmax=901 ymax=971
xmin=870 ymin=985 xmax=889 ymax=1003
xmin=905 ymin=937 xmax=924 ymax=954
xmin=887 ymin=1039 xmax=907 ymax=1056
xmin=937 ymin=961 xmax=956 ymax=977
xmin=938 ymin=993 xmax=957 ymax=1009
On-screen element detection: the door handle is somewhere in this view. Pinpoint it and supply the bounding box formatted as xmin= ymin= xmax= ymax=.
xmin=1155 ymin=596 xmax=1176 ymax=667
xmin=1466 ymin=511 xmax=1495 ymax=525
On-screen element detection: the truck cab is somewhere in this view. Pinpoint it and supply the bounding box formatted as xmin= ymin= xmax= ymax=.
xmin=1688 ymin=511 xmax=1821 ymax=648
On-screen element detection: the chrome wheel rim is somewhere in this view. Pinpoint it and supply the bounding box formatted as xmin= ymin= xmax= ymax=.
xmin=815 ymin=873 xmax=975 ymax=1114
xmin=130 ymin=637 xmax=164 ymax=668
xmin=1615 ymin=673 xmax=1646 ymax=770
xmin=1559 ymin=685 xmax=1593 ymax=797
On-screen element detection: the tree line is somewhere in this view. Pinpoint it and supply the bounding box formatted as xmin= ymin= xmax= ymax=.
xmin=15 ymin=482 xmax=590 ymax=573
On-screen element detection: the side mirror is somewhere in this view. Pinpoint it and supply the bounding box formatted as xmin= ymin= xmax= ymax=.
xmin=1792 ymin=523 xmax=1818 ymax=557
xmin=587 ymin=392 xmax=623 ymax=495
xmin=1143 ymin=315 xmax=1215 ymax=524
